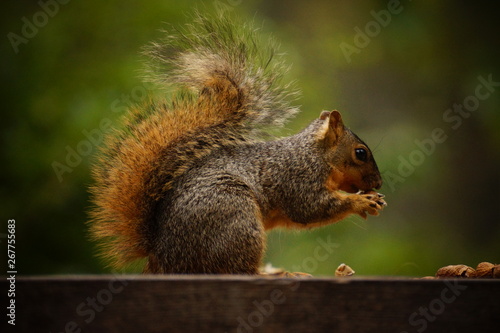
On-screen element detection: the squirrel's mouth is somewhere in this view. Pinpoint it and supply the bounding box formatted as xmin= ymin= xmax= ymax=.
xmin=353 ymin=186 xmax=380 ymax=194
xmin=337 ymin=176 xmax=382 ymax=193
xmin=357 ymin=189 xmax=375 ymax=195
xmin=348 ymin=186 xmax=360 ymax=193
xmin=356 ymin=177 xmax=382 ymax=193
xmin=343 ymin=184 xmax=371 ymax=194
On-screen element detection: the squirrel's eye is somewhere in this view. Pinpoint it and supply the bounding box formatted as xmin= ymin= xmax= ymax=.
xmin=355 ymin=148 xmax=367 ymax=162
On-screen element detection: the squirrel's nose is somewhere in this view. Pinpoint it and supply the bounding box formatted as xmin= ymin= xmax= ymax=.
xmin=373 ymin=176 xmax=383 ymax=190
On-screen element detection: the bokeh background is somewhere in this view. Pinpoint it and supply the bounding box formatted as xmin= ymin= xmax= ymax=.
xmin=1 ymin=0 xmax=499 ymax=276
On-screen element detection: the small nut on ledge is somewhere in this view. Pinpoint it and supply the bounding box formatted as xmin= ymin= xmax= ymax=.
xmin=494 ymin=266 xmax=500 ymax=278
xmin=474 ymin=262 xmax=500 ymax=278
xmin=474 ymin=262 xmax=494 ymax=278
xmin=335 ymin=263 xmax=355 ymax=277
xmin=432 ymin=262 xmax=500 ymax=279
xmin=435 ymin=265 xmax=475 ymax=278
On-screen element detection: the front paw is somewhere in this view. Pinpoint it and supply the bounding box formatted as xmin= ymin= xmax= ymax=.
xmin=355 ymin=192 xmax=387 ymax=218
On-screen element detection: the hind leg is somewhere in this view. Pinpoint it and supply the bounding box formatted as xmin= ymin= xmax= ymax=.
xmin=153 ymin=184 xmax=266 ymax=274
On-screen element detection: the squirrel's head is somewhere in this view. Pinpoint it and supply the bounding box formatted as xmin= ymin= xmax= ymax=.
xmin=316 ymin=110 xmax=382 ymax=193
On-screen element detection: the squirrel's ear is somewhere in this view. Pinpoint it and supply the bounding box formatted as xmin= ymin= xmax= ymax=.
xmin=330 ymin=110 xmax=345 ymax=136
xmin=319 ymin=110 xmax=331 ymax=120
xmin=317 ymin=110 xmax=345 ymax=143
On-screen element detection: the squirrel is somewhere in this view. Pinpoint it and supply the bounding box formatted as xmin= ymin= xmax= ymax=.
xmin=88 ymin=12 xmax=386 ymax=274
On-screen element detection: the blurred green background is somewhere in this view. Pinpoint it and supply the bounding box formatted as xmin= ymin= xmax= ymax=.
xmin=1 ymin=0 xmax=499 ymax=276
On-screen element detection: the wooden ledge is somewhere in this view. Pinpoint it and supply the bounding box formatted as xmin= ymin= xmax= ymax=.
xmin=8 ymin=275 xmax=500 ymax=332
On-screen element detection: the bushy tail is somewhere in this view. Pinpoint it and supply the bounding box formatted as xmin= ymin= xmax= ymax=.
xmin=89 ymin=11 xmax=299 ymax=269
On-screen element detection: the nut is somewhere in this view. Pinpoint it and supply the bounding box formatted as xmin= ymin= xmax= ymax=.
xmin=435 ymin=264 xmax=475 ymax=278
xmin=493 ymin=265 xmax=500 ymax=278
xmin=335 ymin=263 xmax=355 ymax=277
xmin=474 ymin=262 xmax=494 ymax=278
